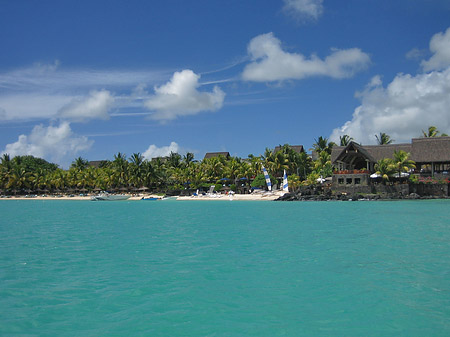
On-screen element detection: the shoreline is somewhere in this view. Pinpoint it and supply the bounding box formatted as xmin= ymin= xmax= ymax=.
xmin=0 ymin=192 xmax=282 ymax=201
xmin=2 ymin=192 xmax=447 ymax=202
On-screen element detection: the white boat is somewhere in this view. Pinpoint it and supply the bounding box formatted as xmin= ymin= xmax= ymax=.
xmin=161 ymin=196 xmax=178 ymax=200
xmin=91 ymin=193 xmax=130 ymax=201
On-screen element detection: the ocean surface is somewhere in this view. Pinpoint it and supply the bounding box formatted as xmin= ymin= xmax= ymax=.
xmin=1 ymin=199 xmax=449 ymax=336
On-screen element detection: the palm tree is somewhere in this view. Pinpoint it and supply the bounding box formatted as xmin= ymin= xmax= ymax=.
xmin=247 ymin=154 xmax=262 ymax=178
xmin=6 ymin=167 xmax=31 ymax=192
xmin=422 ymin=126 xmax=448 ymax=137
xmin=167 ymin=152 xmax=182 ymax=169
xmin=261 ymin=148 xmax=274 ymax=168
xmin=1 ymin=153 xmax=12 ymax=171
xmin=30 ymin=168 xmax=46 ymax=192
xmin=313 ymin=151 xmax=332 ymax=178
xmin=223 ymin=157 xmax=241 ymax=181
xmin=186 ymin=162 xmax=206 ymax=189
xmin=183 ymin=152 xmax=195 ymax=168
xmin=202 ymin=156 xmax=225 ymax=182
xmin=49 ymin=169 xmax=68 ymax=192
xmin=375 ymin=158 xmax=395 ymax=183
xmin=392 ymin=150 xmax=416 ymax=179
xmin=267 ymin=151 xmax=289 ymax=178
xmin=313 ymin=136 xmax=335 ymax=155
xmin=0 ymin=154 xmax=12 ymax=191
xmin=129 ymin=153 xmax=144 ymax=188
xmin=339 ymin=135 xmax=353 ymax=146
xmin=112 ymin=152 xmax=129 ymax=188
xmin=375 ymin=132 xmax=394 ymax=145
xmin=71 ymin=157 xmax=89 ymax=171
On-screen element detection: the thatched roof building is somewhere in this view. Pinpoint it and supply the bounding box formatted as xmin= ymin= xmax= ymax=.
xmin=203 ymin=152 xmax=230 ymax=160
xmin=88 ymin=160 xmax=108 ymax=168
xmin=273 ymin=145 xmax=305 ymax=154
xmin=331 ymin=137 xmax=450 ymax=176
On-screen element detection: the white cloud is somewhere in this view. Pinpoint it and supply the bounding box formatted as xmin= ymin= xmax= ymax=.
xmin=405 ymin=48 xmax=426 ymax=61
xmin=330 ymin=68 xmax=450 ymax=144
xmin=2 ymin=121 xmax=93 ymax=164
xmin=283 ymin=0 xmax=324 ymax=21
xmin=0 ymin=63 xmax=168 ymax=93
xmin=421 ymin=27 xmax=450 ymax=71
xmin=58 ymin=90 xmax=115 ymax=121
xmin=242 ymin=33 xmax=370 ymax=82
xmin=144 ymin=70 xmax=225 ymax=121
xmin=142 ymin=141 xmax=179 ymax=159
xmin=0 ymin=63 xmax=170 ymax=122
xmin=0 ymin=93 xmax=72 ymax=121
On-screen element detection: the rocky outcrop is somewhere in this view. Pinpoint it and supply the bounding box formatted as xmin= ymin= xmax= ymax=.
xmin=275 ymin=189 xmax=448 ymax=201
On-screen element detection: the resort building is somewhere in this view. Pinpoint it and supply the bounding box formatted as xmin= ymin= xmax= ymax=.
xmin=203 ymin=152 xmax=230 ymax=160
xmin=331 ymin=137 xmax=450 ymax=191
xmin=273 ymin=145 xmax=305 ymax=154
xmin=88 ymin=160 xmax=108 ymax=168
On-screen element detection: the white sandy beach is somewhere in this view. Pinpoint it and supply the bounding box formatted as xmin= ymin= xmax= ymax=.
xmin=0 ymin=192 xmax=283 ymax=201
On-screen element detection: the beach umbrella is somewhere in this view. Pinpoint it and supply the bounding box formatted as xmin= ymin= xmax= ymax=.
xmin=392 ymin=172 xmax=409 ymax=178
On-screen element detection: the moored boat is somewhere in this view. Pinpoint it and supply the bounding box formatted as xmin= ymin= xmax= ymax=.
xmin=91 ymin=193 xmax=130 ymax=201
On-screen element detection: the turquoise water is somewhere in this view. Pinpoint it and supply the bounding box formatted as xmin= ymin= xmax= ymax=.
xmin=1 ymin=200 xmax=450 ymax=336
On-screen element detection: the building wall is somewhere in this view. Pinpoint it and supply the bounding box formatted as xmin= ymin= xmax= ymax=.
xmin=332 ymin=173 xmax=370 ymax=187
xmin=410 ymin=184 xmax=449 ymax=197
xmin=331 ymin=182 xmax=448 ymax=197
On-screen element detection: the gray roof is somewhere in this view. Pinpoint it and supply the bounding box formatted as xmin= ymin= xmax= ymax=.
xmin=88 ymin=160 xmax=107 ymax=168
xmin=363 ymin=143 xmax=412 ymax=162
xmin=204 ymin=152 xmax=230 ymax=160
xmin=332 ymin=137 xmax=450 ymax=164
xmin=411 ymin=137 xmax=450 ymax=162
xmin=273 ymin=145 xmax=305 ymax=154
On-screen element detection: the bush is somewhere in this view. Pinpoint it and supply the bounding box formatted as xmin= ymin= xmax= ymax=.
xmin=251 ymin=173 xmax=276 ymax=188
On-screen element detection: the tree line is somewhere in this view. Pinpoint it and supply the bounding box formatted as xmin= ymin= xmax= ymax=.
xmin=0 ymin=126 xmax=447 ymax=194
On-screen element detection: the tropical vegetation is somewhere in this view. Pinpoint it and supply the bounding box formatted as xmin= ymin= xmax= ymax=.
xmin=0 ymin=126 xmax=447 ymax=195
xmin=0 ymin=144 xmax=317 ymax=195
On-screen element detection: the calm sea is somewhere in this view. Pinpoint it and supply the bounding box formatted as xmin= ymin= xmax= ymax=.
xmin=1 ymin=200 xmax=449 ymax=336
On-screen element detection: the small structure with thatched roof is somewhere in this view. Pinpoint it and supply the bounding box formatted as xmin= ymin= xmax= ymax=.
xmin=273 ymin=145 xmax=305 ymax=154
xmin=203 ymin=152 xmax=230 ymax=160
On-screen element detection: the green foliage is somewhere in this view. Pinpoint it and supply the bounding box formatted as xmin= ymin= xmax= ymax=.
xmin=392 ymin=150 xmax=415 ymax=177
xmin=12 ymin=155 xmax=58 ymax=172
xmin=375 ymin=158 xmax=395 ymax=181
xmin=409 ymin=174 xmax=419 ymax=184
xmin=287 ymin=174 xmax=301 ymax=189
xmin=312 ymin=151 xmax=332 ymax=178
xmin=70 ymin=157 xmax=89 ymax=170
xmin=304 ymin=171 xmax=320 ymax=186
xmin=313 ymin=137 xmax=335 ymax=155
xmin=339 ymin=134 xmax=354 ymax=146
xmin=250 ymin=173 xmax=275 ymax=188
xmin=375 ymin=132 xmax=393 ymax=145
xmin=422 ymin=126 xmax=448 ymax=137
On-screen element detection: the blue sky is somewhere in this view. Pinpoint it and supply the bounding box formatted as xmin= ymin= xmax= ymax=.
xmin=1 ymin=0 xmax=450 ymax=167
